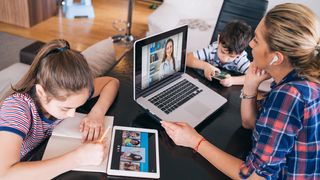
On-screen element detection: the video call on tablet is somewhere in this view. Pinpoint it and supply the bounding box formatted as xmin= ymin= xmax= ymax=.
xmin=107 ymin=126 xmax=160 ymax=179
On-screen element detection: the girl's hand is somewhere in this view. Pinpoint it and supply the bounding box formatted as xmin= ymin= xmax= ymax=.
xmin=161 ymin=121 xmax=203 ymax=149
xmin=219 ymin=74 xmax=233 ymax=87
xmin=75 ymin=142 xmax=107 ymax=166
xmin=80 ymin=111 xmax=105 ymax=142
xmin=244 ymin=63 xmax=271 ymax=95
xmin=203 ymin=63 xmax=220 ymax=81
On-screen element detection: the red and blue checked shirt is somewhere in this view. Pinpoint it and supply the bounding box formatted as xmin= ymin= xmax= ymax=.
xmin=0 ymin=93 xmax=61 ymax=159
xmin=239 ymin=70 xmax=320 ymax=179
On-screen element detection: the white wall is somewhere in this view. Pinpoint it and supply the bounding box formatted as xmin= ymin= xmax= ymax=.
xmin=267 ymin=0 xmax=320 ymax=18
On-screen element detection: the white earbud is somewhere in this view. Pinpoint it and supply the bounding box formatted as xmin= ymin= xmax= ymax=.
xmin=270 ymin=55 xmax=279 ymax=65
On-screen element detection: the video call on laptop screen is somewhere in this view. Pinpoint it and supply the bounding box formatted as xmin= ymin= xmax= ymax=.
xmin=110 ymin=130 xmax=157 ymax=173
xmin=134 ymin=25 xmax=188 ymax=98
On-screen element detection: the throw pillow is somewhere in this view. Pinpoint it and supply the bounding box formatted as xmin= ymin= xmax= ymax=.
xmin=82 ymin=37 xmax=117 ymax=77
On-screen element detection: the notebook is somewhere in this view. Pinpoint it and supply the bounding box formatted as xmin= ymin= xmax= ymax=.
xmin=42 ymin=112 xmax=113 ymax=172
xmin=133 ymin=25 xmax=227 ymax=127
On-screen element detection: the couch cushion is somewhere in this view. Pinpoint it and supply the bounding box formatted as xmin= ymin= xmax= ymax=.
xmin=0 ymin=63 xmax=30 ymax=98
xmin=81 ymin=37 xmax=117 ymax=77
xmin=20 ymin=41 xmax=45 ymax=65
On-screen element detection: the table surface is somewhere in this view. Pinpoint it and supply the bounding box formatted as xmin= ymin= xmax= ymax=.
xmin=53 ymin=50 xmax=252 ymax=180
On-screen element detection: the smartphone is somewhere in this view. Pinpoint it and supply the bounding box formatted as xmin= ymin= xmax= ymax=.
xmin=212 ymin=71 xmax=229 ymax=80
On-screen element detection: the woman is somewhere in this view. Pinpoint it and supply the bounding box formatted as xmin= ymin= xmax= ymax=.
xmin=159 ymin=38 xmax=176 ymax=78
xmin=161 ymin=3 xmax=320 ymax=179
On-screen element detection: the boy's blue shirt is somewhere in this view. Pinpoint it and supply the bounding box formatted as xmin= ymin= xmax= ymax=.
xmin=192 ymin=41 xmax=251 ymax=75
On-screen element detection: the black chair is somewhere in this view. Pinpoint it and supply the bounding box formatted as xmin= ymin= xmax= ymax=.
xmin=210 ymin=0 xmax=269 ymax=59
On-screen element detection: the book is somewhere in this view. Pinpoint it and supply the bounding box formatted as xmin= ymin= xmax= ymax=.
xmin=42 ymin=112 xmax=114 ymax=173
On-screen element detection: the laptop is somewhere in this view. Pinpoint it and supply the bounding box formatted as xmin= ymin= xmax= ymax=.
xmin=133 ymin=25 xmax=227 ymax=127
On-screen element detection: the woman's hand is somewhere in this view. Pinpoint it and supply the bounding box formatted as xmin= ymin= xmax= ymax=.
xmin=243 ymin=63 xmax=271 ymax=95
xmin=161 ymin=121 xmax=203 ymax=149
xmin=80 ymin=111 xmax=105 ymax=142
xmin=203 ymin=63 xmax=220 ymax=81
xmin=219 ymin=74 xmax=233 ymax=87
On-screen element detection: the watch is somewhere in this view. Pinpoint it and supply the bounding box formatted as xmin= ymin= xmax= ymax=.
xmin=240 ymin=89 xmax=257 ymax=99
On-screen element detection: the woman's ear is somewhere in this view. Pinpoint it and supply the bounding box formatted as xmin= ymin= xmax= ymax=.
xmin=35 ymin=84 xmax=48 ymax=103
xmin=271 ymin=51 xmax=284 ymax=65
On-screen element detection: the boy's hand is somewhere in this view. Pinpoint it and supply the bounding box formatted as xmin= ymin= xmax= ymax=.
xmin=203 ymin=63 xmax=220 ymax=81
xmin=219 ymin=74 xmax=233 ymax=87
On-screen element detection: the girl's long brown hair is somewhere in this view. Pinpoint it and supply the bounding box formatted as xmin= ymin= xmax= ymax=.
xmin=1 ymin=39 xmax=93 ymax=103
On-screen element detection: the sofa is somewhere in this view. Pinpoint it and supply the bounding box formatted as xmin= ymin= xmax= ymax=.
xmin=0 ymin=38 xmax=118 ymax=98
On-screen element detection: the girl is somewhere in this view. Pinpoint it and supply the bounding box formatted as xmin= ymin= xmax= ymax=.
xmin=161 ymin=3 xmax=320 ymax=179
xmin=0 ymin=39 xmax=119 ymax=179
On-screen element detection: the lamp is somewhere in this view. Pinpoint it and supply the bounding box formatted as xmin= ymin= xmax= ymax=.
xmin=112 ymin=0 xmax=134 ymax=44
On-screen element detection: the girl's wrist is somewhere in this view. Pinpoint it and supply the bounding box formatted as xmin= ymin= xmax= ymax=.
xmin=90 ymin=106 xmax=106 ymax=116
xmin=66 ymin=149 xmax=82 ymax=167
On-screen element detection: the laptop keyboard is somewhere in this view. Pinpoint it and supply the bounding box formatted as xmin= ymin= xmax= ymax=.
xmin=148 ymin=79 xmax=203 ymax=114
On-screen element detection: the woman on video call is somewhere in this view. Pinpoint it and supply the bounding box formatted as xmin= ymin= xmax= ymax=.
xmin=159 ymin=38 xmax=176 ymax=78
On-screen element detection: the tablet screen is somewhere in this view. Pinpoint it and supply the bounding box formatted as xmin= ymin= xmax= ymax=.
xmin=110 ymin=129 xmax=157 ymax=173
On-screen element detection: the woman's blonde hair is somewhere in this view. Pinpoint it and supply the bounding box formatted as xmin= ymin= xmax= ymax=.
xmin=264 ymin=3 xmax=320 ymax=83
xmin=1 ymin=39 xmax=93 ymax=102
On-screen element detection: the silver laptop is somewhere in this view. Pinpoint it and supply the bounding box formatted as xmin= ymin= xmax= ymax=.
xmin=133 ymin=25 xmax=227 ymax=127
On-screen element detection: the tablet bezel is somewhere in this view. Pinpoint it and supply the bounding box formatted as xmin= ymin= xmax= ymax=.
xmin=107 ymin=126 xmax=160 ymax=179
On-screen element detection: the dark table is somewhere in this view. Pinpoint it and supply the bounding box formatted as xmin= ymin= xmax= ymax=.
xmin=54 ymin=51 xmax=252 ymax=180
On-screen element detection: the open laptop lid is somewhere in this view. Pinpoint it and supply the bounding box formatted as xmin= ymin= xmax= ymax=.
xmin=134 ymin=25 xmax=188 ymax=99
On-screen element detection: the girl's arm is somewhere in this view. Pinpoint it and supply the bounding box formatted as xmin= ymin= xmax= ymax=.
xmin=0 ymin=132 xmax=105 ymax=179
xmin=80 ymin=76 xmax=120 ymax=141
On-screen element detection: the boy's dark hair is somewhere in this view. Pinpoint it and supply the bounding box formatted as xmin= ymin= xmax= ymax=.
xmin=219 ymin=21 xmax=252 ymax=54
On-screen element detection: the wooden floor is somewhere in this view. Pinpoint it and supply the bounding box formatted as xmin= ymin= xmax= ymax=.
xmin=0 ymin=0 xmax=155 ymax=52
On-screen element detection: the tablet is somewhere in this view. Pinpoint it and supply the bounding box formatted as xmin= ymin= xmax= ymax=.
xmin=107 ymin=126 xmax=160 ymax=179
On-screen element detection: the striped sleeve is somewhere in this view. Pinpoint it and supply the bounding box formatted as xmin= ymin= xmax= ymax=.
xmin=0 ymin=96 xmax=32 ymax=139
xmin=235 ymin=51 xmax=251 ymax=74
xmin=192 ymin=43 xmax=216 ymax=62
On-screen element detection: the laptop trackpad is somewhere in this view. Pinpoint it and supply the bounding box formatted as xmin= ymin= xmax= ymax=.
xmin=185 ymin=101 xmax=210 ymax=117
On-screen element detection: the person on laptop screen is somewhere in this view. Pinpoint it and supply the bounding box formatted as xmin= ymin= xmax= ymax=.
xmin=141 ymin=34 xmax=183 ymax=89
xmin=159 ymin=38 xmax=177 ymax=79
xmin=187 ymin=21 xmax=252 ymax=87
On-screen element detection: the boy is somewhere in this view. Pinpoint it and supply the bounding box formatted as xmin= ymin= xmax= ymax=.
xmin=187 ymin=21 xmax=252 ymax=87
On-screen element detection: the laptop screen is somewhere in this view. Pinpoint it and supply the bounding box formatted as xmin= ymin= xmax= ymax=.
xmin=134 ymin=25 xmax=188 ymax=99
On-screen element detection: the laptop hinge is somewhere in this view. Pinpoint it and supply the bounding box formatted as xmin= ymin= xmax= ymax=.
xmin=142 ymin=74 xmax=182 ymax=98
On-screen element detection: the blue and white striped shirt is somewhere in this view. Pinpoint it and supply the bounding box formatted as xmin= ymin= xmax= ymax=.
xmin=193 ymin=41 xmax=250 ymax=74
